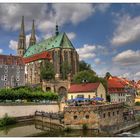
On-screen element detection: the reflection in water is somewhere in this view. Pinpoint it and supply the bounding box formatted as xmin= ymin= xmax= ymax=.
xmin=0 ymin=121 xmax=139 ymax=137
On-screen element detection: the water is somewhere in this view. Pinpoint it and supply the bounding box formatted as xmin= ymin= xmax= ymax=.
xmin=0 ymin=121 xmax=139 ymax=137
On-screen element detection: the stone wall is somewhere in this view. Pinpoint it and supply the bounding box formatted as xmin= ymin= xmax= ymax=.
xmin=0 ymin=104 xmax=59 ymax=118
xmin=64 ymin=103 xmax=125 ymax=130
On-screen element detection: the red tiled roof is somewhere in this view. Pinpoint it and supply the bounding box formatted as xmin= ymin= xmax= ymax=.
xmin=23 ymin=51 xmax=51 ymax=64
xmin=68 ymin=82 xmax=100 ymax=93
xmin=0 ymin=54 xmax=24 ymax=65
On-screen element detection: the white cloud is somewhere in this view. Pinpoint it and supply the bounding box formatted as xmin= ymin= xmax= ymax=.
xmin=95 ymin=4 xmax=110 ymax=13
xmin=9 ymin=34 xmax=40 ymax=51
xmin=0 ymin=48 xmax=3 ymax=54
xmin=76 ymin=44 xmax=96 ymax=60
xmin=9 ymin=40 xmax=18 ymax=51
xmin=135 ymin=72 xmax=140 ymax=77
xmin=94 ymin=58 xmax=101 ymax=64
xmin=113 ymin=50 xmax=140 ymax=66
xmin=111 ymin=14 xmax=140 ymax=46
xmin=52 ymin=4 xmax=95 ymax=25
xmin=66 ymin=32 xmax=76 ymax=40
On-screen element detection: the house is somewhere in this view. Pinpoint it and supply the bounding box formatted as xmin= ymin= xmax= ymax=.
xmin=67 ymin=82 xmax=106 ymax=101
xmin=107 ymin=76 xmax=135 ymax=106
xmin=0 ymin=54 xmax=25 ymax=88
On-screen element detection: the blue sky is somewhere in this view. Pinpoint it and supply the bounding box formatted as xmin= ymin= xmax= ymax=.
xmin=0 ymin=3 xmax=140 ymax=81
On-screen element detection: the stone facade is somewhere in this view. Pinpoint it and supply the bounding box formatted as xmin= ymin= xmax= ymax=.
xmin=0 ymin=54 xmax=25 ymax=88
xmin=64 ymin=103 xmax=125 ymax=130
xmin=42 ymin=79 xmax=70 ymax=100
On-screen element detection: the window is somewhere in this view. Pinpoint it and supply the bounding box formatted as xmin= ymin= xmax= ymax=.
xmin=85 ymin=115 xmax=89 ymax=119
xmin=108 ymin=112 xmax=110 ymax=117
xmin=113 ymin=112 xmax=115 ymax=116
xmin=4 ymin=78 xmax=7 ymax=81
xmin=88 ymin=95 xmax=90 ymax=99
xmin=101 ymin=94 xmax=103 ymax=98
xmin=117 ymin=111 xmax=119 ymax=115
xmin=73 ymin=115 xmax=77 ymax=120
xmin=71 ymin=95 xmax=73 ymax=99
xmin=103 ymin=113 xmax=106 ymax=118
xmin=77 ymin=95 xmax=84 ymax=98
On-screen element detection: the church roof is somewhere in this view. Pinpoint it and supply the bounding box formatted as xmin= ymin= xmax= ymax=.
xmin=23 ymin=32 xmax=74 ymax=58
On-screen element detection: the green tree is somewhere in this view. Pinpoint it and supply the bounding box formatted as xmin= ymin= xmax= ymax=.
xmin=79 ymin=60 xmax=96 ymax=75
xmin=105 ymin=72 xmax=112 ymax=79
xmin=61 ymin=61 xmax=71 ymax=80
xmin=40 ymin=60 xmax=55 ymax=81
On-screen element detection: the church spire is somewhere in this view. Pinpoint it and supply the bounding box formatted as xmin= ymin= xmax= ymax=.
xmin=29 ymin=19 xmax=36 ymax=46
xmin=55 ymin=23 xmax=59 ymax=36
xmin=17 ymin=16 xmax=26 ymax=57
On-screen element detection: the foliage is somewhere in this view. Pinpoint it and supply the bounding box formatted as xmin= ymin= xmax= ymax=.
xmin=135 ymin=102 xmax=140 ymax=106
xmin=79 ymin=60 xmax=96 ymax=74
xmin=61 ymin=61 xmax=72 ymax=80
xmin=0 ymin=87 xmax=58 ymax=102
xmin=64 ymin=127 xmax=72 ymax=132
xmin=82 ymin=124 xmax=88 ymax=130
xmin=105 ymin=72 xmax=112 ymax=79
xmin=0 ymin=114 xmax=17 ymax=127
xmin=40 ymin=60 xmax=55 ymax=81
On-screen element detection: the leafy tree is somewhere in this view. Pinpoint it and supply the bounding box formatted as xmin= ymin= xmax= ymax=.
xmin=79 ymin=60 xmax=96 ymax=75
xmin=105 ymin=72 xmax=112 ymax=79
xmin=61 ymin=61 xmax=71 ymax=80
xmin=40 ymin=60 xmax=55 ymax=81
xmin=72 ymin=70 xmax=107 ymax=90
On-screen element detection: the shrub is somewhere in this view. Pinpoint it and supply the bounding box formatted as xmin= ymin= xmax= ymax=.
xmin=82 ymin=124 xmax=88 ymax=130
xmin=135 ymin=102 xmax=140 ymax=106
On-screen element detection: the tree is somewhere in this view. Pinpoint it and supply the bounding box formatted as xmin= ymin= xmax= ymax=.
xmin=79 ymin=60 xmax=96 ymax=75
xmin=73 ymin=70 xmax=97 ymax=84
xmin=61 ymin=61 xmax=71 ymax=80
xmin=105 ymin=72 xmax=112 ymax=79
xmin=72 ymin=70 xmax=107 ymax=90
xmin=40 ymin=60 xmax=55 ymax=81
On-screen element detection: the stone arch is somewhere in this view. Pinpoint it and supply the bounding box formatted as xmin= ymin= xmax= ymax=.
xmin=46 ymin=87 xmax=51 ymax=92
xmin=58 ymin=86 xmax=67 ymax=101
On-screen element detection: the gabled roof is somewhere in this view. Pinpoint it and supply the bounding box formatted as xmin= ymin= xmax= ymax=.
xmin=68 ymin=82 xmax=100 ymax=93
xmin=23 ymin=32 xmax=75 ymax=58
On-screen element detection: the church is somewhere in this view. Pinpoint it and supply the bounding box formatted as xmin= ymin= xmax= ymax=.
xmin=17 ymin=16 xmax=79 ymax=98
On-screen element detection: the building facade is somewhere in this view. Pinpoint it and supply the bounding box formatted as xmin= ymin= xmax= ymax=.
xmin=0 ymin=54 xmax=25 ymax=88
xmin=108 ymin=76 xmax=135 ymax=106
xmin=68 ymin=82 xmax=106 ymax=101
xmin=17 ymin=16 xmax=79 ymax=85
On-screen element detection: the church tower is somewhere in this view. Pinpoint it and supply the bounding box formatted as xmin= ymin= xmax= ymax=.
xmin=29 ymin=19 xmax=36 ymax=46
xmin=17 ymin=16 xmax=26 ymax=57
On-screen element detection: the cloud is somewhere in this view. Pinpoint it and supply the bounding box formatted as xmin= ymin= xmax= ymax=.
xmin=94 ymin=58 xmax=101 ymax=64
xmin=135 ymin=72 xmax=140 ymax=77
xmin=76 ymin=44 xmax=108 ymax=60
xmin=0 ymin=48 xmax=3 ymax=54
xmin=66 ymin=32 xmax=76 ymax=40
xmin=111 ymin=14 xmax=140 ymax=46
xmin=95 ymin=4 xmax=111 ymax=13
xmin=113 ymin=50 xmax=140 ymax=66
xmin=9 ymin=40 xmax=18 ymax=51
xmin=9 ymin=34 xmax=40 ymax=51
xmin=76 ymin=44 xmax=96 ymax=60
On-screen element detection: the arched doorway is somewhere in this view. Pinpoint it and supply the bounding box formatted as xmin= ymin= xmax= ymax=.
xmin=46 ymin=87 xmax=51 ymax=92
xmin=58 ymin=86 xmax=67 ymax=101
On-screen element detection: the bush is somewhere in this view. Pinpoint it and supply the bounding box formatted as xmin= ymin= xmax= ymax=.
xmin=135 ymin=102 xmax=140 ymax=106
xmin=82 ymin=124 xmax=88 ymax=130
xmin=0 ymin=114 xmax=17 ymax=127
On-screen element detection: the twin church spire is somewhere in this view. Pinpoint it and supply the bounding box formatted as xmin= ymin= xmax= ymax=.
xmin=17 ymin=16 xmax=59 ymax=57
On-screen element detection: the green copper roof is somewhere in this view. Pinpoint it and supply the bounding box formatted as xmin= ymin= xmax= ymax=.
xmin=23 ymin=32 xmax=75 ymax=58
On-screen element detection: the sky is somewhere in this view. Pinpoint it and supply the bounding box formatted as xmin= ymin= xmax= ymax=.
xmin=0 ymin=3 xmax=140 ymax=81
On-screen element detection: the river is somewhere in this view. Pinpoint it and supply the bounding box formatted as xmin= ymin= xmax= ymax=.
xmin=0 ymin=121 xmax=140 ymax=137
